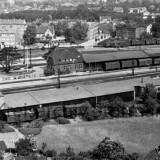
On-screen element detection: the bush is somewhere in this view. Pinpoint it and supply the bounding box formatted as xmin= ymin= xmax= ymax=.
xmin=44 ymin=149 xmax=57 ymax=157
xmin=0 ymin=121 xmax=5 ymax=132
xmin=2 ymin=124 xmax=15 ymax=133
xmin=26 ymin=119 xmax=43 ymax=128
xmin=44 ymin=67 xmax=55 ymax=76
xmin=56 ymin=117 xmax=70 ymax=124
xmin=15 ymin=138 xmax=33 ymax=156
xmin=19 ymin=128 xmax=41 ymax=136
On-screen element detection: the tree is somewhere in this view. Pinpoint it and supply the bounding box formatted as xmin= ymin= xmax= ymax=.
xmin=141 ymin=83 xmax=157 ymax=102
xmin=0 ymin=46 xmax=22 ymax=73
xmin=72 ymin=21 xmax=88 ymax=40
xmin=64 ymin=28 xmax=76 ymax=43
xmin=54 ymin=21 xmax=69 ymax=36
xmin=144 ymin=16 xmax=154 ymax=25
xmin=15 ymin=138 xmax=33 ymax=156
xmin=91 ymin=137 xmax=125 ymax=160
xmin=140 ymin=83 xmax=158 ymax=115
xmin=140 ymin=32 xmax=152 ymax=40
xmin=23 ymin=25 xmax=37 ymax=45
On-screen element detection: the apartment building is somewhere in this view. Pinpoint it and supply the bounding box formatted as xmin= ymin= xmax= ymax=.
xmin=0 ymin=19 xmax=27 ymax=46
xmin=87 ymin=22 xmax=99 ymax=40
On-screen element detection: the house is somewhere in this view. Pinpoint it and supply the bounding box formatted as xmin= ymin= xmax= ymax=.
xmin=129 ymin=7 xmax=147 ymax=14
xmin=0 ymin=19 xmax=27 ymax=46
xmin=114 ymin=7 xmax=124 ymax=13
xmin=115 ymin=23 xmax=136 ymax=39
xmin=36 ymin=25 xmax=55 ymax=40
xmin=98 ymin=23 xmax=112 ymax=40
xmin=47 ymin=47 xmax=84 ymax=73
xmin=99 ymin=16 xmax=112 ymax=24
xmin=136 ymin=27 xmax=146 ymax=39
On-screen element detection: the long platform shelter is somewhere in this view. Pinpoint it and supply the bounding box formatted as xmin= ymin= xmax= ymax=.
xmin=1 ymin=76 xmax=160 ymax=114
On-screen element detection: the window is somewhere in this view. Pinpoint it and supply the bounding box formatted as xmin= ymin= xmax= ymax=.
xmin=75 ymin=64 xmax=78 ymax=69
xmin=79 ymin=64 xmax=83 ymax=68
xmin=64 ymin=66 xmax=67 ymax=70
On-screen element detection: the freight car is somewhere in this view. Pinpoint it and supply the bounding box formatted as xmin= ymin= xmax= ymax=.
xmin=6 ymin=102 xmax=92 ymax=123
xmin=99 ymin=38 xmax=160 ymax=48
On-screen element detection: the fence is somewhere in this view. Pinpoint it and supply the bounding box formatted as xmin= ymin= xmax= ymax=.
xmin=2 ymin=74 xmax=44 ymax=81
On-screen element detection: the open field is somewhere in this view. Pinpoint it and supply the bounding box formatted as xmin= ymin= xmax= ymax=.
xmin=36 ymin=116 xmax=160 ymax=154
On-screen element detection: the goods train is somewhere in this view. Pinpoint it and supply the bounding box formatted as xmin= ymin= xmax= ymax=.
xmin=98 ymin=39 xmax=160 ymax=48
xmin=2 ymin=102 xmax=92 ymax=123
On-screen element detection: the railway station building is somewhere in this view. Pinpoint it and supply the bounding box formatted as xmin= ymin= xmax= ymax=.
xmin=47 ymin=47 xmax=160 ymax=73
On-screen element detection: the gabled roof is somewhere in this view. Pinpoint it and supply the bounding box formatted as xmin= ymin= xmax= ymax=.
xmin=82 ymin=50 xmax=149 ymax=63
xmin=48 ymin=47 xmax=83 ymax=65
xmin=36 ymin=25 xmax=55 ymax=34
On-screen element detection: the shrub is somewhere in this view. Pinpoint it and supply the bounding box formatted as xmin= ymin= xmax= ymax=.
xmin=56 ymin=117 xmax=70 ymax=124
xmin=91 ymin=137 xmax=124 ymax=160
xmin=44 ymin=67 xmax=55 ymax=76
xmin=2 ymin=124 xmax=15 ymax=133
xmin=19 ymin=128 xmax=41 ymax=136
xmin=15 ymin=138 xmax=33 ymax=156
xmin=44 ymin=149 xmax=57 ymax=157
xmin=0 ymin=121 xmax=5 ymax=132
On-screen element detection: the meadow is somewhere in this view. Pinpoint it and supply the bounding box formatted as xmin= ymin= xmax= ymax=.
xmin=36 ymin=116 xmax=160 ymax=154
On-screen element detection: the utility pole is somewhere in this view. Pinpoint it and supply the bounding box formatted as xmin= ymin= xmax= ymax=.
xmin=23 ymin=43 xmax=25 ymax=64
xmin=57 ymin=69 xmax=61 ymax=88
xmin=132 ymin=59 xmax=135 ymax=76
xmin=29 ymin=47 xmax=32 ymax=68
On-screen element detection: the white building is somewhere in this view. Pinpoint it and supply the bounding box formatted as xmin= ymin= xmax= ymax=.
xmin=0 ymin=19 xmax=27 ymax=46
xmin=86 ymin=22 xmax=99 ymax=40
xmin=129 ymin=7 xmax=147 ymax=14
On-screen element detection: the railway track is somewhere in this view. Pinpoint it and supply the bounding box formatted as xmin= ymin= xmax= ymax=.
xmin=1 ymin=69 xmax=160 ymax=94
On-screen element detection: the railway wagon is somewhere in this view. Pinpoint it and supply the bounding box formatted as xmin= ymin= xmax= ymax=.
xmin=146 ymin=39 xmax=157 ymax=45
xmin=105 ymin=61 xmax=120 ymax=70
xmin=130 ymin=40 xmax=145 ymax=46
xmin=38 ymin=106 xmax=64 ymax=118
xmin=64 ymin=103 xmax=92 ymax=117
xmin=154 ymin=58 xmax=160 ymax=65
xmin=138 ymin=58 xmax=152 ymax=67
xmin=7 ymin=111 xmax=35 ymax=123
xmin=121 ymin=60 xmax=137 ymax=68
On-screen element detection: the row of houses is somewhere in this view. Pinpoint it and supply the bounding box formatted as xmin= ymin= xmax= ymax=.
xmin=47 ymin=47 xmax=160 ymax=74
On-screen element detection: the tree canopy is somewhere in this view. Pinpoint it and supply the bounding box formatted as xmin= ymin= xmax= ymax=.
xmin=23 ymin=25 xmax=37 ymax=45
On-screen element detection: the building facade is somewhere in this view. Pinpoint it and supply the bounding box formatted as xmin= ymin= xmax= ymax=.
xmin=47 ymin=47 xmax=84 ymax=73
xmin=0 ymin=19 xmax=27 ymax=46
xmin=87 ymin=22 xmax=99 ymax=40
xmin=36 ymin=25 xmax=55 ymax=40
xmin=116 ymin=24 xmax=136 ymax=39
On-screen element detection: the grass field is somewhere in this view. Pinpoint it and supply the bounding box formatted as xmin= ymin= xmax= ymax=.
xmin=36 ymin=116 xmax=160 ymax=154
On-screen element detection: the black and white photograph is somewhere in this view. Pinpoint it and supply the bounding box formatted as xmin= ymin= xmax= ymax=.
xmin=0 ymin=0 xmax=160 ymax=159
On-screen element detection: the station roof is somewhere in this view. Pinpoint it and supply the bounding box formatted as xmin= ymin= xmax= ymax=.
xmin=3 ymin=77 xmax=160 ymax=109
xmin=29 ymin=86 xmax=94 ymax=104
xmin=82 ymin=50 xmax=149 ymax=63
xmin=4 ymin=92 xmax=39 ymax=109
xmin=143 ymin=49 xmax=160 ymax=57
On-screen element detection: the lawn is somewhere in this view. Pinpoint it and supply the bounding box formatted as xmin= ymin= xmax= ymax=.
xmin=36 ymin=116 xmax=160 ymax=154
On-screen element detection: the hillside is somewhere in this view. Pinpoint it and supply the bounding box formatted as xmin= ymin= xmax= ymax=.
xmin=36 ymin=116 xmax=160 ymax=154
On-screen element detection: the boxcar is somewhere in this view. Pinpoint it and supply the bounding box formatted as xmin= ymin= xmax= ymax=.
xmin=121 ymin=60 xmax=137 ymax=68
xmin=105 ymin=61 xmax=120 ymax=70
xmin=154 ymin=58 xmax=160 ymax=65
xmin=138 ymin=58 xmax=152 ymax=66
